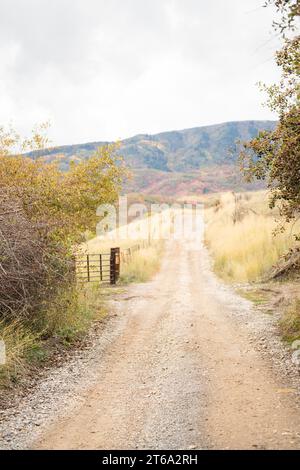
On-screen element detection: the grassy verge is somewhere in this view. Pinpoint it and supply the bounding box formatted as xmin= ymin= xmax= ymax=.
xmin=279 ymin=299 xmax=300 ymax=344
xmin=0 ymin=283 xmax=106 ymax=388
xmin=236 ymin=288 xmax=270 ymax=306
xmin=204 ymin=191 xmax=299 ymax=283
xmin=0 ymin=319 xmax=40 ymax=386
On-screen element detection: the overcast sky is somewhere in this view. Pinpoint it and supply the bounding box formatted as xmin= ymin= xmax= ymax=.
xmin=0 ymin=0 xmax=281 ymax=145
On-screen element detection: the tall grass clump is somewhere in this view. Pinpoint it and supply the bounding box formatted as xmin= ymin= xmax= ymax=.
xmin=279 ymin=299 xmax=300 ymax=344
xmin=0 ymin=319 xmax=40 ymax=386
xmin=205 ymin=191 xmax=299 ymax=282
xmin=0 ymin=283 xmax=107 ymax=387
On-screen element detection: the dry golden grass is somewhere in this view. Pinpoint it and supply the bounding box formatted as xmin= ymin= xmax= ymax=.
xmin=205 ymin=191 xmax=299 ymax=282
xmin=120 ymin=242 xmax=164 ymax=283
xmin=0 ymin=284 xmax=107 ymax=388
xmin=0 ymin=319 xmax=39 ymax=386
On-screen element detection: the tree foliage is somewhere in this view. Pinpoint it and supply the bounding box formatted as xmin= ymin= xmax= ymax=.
xmin=0 ymin=125 xmax=126 ymax=322
xmin=240 ymin=3 xmax=300 ymax=234
xmin=266 ymin=0 xmax=300 ymax=34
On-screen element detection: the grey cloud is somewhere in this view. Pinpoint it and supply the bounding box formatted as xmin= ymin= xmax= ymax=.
xmin=0 ymin=0 xmax=280 ymax=144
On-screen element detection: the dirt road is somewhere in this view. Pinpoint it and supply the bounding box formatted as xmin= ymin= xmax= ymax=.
xmin=33 ymin=240 xmax=300 ymax=450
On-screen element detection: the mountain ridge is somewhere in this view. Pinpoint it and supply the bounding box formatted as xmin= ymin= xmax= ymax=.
xmin=29 ymin=120 xmax=277 ymax=196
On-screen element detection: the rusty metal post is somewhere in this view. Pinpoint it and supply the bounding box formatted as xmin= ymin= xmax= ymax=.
xmin=87 ymin=254 xmax=90 ymax=282
xmin=100 ymin=254 xmax=102 ymax=281
xmin=115 ymin=247 xmax=120 ymax=282
xmin=110 ymin=247 xmax=120 ymax=284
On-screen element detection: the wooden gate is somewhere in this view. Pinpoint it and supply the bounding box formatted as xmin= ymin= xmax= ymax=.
xmin=76 ymin=247 xmax=120 ymax=284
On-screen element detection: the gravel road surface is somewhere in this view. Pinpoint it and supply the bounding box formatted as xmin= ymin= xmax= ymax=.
xmin=1 ymin=240 xmax=300 ymax=449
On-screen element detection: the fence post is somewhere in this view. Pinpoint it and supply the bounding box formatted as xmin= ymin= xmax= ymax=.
xmin=110 ymin=247 xmax=120 ymax=285
xmin=87 ymin=254 xmax=90 ymax=282
xmin=115 ymin=247 xmax=120 ymax=282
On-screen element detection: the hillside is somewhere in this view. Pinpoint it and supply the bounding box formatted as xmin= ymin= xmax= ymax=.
xmin=30 ymin=120 xmax=276 ymax=196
